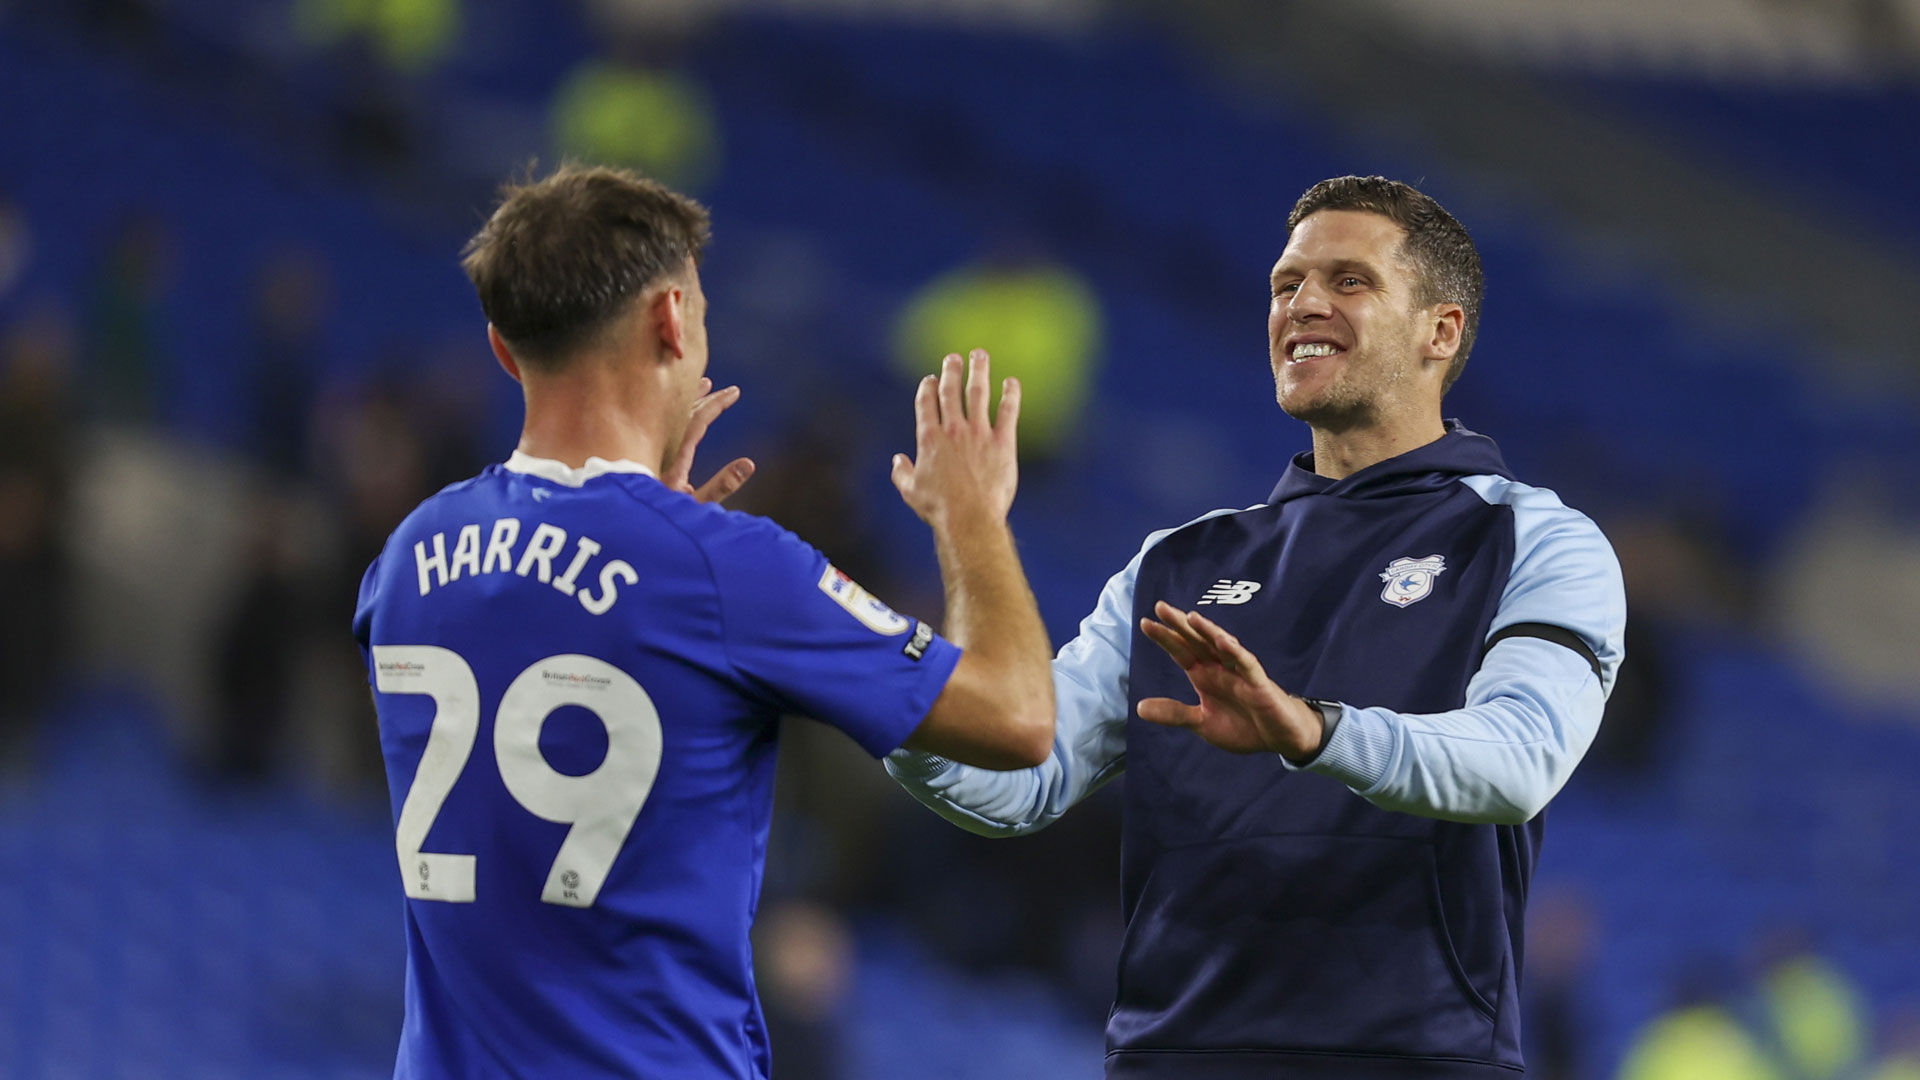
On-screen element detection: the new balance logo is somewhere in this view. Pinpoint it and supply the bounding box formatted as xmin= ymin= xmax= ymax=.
xmin=1198 ymin=580 xmax=1261 ymax=606
xmin=531 ymin=488 xmax=552 ymax=502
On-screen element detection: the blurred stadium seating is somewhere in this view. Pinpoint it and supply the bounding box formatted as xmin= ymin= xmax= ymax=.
xmin=2 ymin=1 xmax=1918 ymax=1077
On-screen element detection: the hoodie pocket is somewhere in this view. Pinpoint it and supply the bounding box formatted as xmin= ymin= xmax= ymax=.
xmin=1110 ymin=833 xmax=1499 ymax=1059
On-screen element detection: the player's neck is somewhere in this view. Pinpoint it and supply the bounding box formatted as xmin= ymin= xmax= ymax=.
xmin=515 ymin=369 xmax=674 ymax=473
xmin=1309 ymin=410 xmax=1446 ymax=481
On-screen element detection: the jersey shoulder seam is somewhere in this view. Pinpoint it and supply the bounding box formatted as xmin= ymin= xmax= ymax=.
xmin=1456 ymin=473 xmax=1607 ymax=541
xmin=1146 ymin=502 xmax=1268 ymax=549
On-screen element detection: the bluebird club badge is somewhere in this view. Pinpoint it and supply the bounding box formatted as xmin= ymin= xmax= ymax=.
xmin=1379 ymin=555 xmax=1446 ymax=608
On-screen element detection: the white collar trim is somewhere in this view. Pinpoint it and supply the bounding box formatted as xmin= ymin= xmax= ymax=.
xmin=504 ymin=451 xmax=658 ymax=487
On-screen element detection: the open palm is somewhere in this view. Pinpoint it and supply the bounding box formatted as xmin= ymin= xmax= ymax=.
xmin=1137 ymin=601 xmax=1324 ymax=760
xmin=662 ymin=378 xmax=756 ymax=503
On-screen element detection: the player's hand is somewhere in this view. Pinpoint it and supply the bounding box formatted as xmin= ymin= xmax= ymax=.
xmin=665 ymin=378 xmax=756 ymax=503
xmin=891 ymin=349 xmax=1020 ymax=529
xmin=1137 ymin=601 xmax=1326 ymax=760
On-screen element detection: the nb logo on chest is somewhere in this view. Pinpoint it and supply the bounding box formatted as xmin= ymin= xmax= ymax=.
xmin=1197 ymin=580 xmax=1262 ymax=606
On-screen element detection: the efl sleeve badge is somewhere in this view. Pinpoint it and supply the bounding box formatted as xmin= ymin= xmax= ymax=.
xmin=817 ymin=565 xmax=913 ymax=635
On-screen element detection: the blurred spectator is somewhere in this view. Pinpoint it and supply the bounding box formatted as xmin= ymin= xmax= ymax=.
xmin=753 ymin=899 xmax=854 ymax=1080
xmin=875 ymin=776 xmax=1121 ymax=1014
xmin=319 ymin=379 xmax=433 ymax=588
xmin=1605 ymin=506 xmax=1751 ymax=628
xmin=1525 ymin=887 xmax=1597 ymax=1080
xmin=1000 ymin=784 xmax=1122 ymax=1012
xmin=1617 ymin=958 xmax=1782 ymax=1080
xmin=212 ymin=344 xmax=486 ymax=794
xmin=1581 ymin=495 xmax=1748 ymax=779
xmin=407 ymin=336 xmax=492 ymax=492
xmin=308 ymin=379 xmax=436 ymax=792
xmin=250 ymin=248 xmax=334 ymax=480
xmin=1621 ymin=937 xmax=1871 ymax=1080
xmin=550 ymin=60 xmax=721 ymax=191
xmin=295 ymin=0 xmax=462 ymax=74
xmin=733 ymin=413 xmax=895 ymax=599
xmin=1587 ymin=614 xmax=1666 ymax=777
xmin=1772 ymin=475 xmax=1920 ymax=708
xmin=333 ymin=47 xmax=425 ymax=182
xmin=0 ymin=191 xmax=31 ymax=301
xmin=82 ymin=212 xmax=176 ymax=426
xmin=211 ymin=494 xmax=315 ymax=782
xmin=1583 ymin=513 xmax=1691 ymax=777
xmin=893 ymin=253 xmax=1102 ymax=461
xmin=290 ymin=5 xmax=431 ymax=182
xmin=1745 ymin=940 xmax=1868 ymax=1080
xmin=0 ymin=307 xmax=77 ymax=770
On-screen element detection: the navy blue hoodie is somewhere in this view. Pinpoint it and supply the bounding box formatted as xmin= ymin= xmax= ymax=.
xmin=890 ymin=424 xmax=1626 ymax=1078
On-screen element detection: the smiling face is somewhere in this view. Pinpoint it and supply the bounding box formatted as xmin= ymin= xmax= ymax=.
xmin=1268 ymin=210 xmax=1446 ymax=432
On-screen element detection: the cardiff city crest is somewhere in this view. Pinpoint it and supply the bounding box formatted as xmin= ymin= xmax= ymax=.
xmin=1379 ymin=555 xmax=1447 ymax=608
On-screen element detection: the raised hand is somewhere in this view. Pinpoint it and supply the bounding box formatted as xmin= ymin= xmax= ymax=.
xmin=664 ymin=378 xmax=756 ymax=503
xmin=890 ymin=350 xmax=1021 ymax=528
xmin=1136 ymin=601 xmax=1327 ymax=760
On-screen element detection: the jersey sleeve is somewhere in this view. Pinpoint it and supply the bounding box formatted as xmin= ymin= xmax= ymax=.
xmin=1293 ymin=637 xmax=1610 ymax=824
xmin=352 ymin=553 xmax=381 ymax=667
xmin=703 ymin=515 xmax=960 ymax=758
xmin=1288 ymin=480 xmax=1627 ymax=824
xmin=1478 ymin=481 xmax=1627 ymax=695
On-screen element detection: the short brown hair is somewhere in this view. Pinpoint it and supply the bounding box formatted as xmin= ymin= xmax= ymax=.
xmin=1287 ymin=176 xmax=1483 ymax=391
xmin=461 ymin=163 xmax=711 ymax=366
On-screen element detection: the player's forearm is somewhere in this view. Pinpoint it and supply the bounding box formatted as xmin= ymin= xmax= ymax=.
xmin=935 ymin=515 xmax=1050 ymax=684
xmin=1295 ymin=637 xmax=1604 ymax=824
xmin=886 ymin=748 xmax=1057 ymax=836
xmin=931 ymin=513 xmax=1054 ymax=746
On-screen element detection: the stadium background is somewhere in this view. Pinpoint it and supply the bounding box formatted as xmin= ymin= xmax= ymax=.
xmin=2 ymin=0 xmax=1919 ymax=1076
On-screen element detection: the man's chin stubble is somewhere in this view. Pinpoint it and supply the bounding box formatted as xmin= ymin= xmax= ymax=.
xmin=1279 ymin=386 xmax=1376 ymax=434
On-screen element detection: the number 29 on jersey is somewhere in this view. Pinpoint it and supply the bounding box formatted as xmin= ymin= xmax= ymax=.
xmin=372 ymin=645 xmax=663 ymax=909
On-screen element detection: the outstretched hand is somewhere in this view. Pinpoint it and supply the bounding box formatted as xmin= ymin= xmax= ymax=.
xmin=663 ymin=378 xmax=756 ymax=503
xmin=890 ymin=349 xmax=1021 ymax=529
xmin=1136 ymin=601 xmax=1326 ymax=761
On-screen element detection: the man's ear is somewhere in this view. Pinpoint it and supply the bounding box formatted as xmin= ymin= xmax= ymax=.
xmin=1424 ymin=304 xmax=1465 ymax=371
xmin=653 ymin=285 xmax=687 ymax=360
xmin=488 ymin=324 xmax=524 ymax=383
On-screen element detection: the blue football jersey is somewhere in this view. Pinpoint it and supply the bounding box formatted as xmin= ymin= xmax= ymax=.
xmin=353 ymin=453 xmax=961 ymax=1079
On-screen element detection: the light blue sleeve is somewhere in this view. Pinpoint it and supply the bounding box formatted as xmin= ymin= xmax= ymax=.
xmin=1286 ymin=477 xmax=1627 ymax=825
xmin=884 ymin=508 xmax=1248 ymax=837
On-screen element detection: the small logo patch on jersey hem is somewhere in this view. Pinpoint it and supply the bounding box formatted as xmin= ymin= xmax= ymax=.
xmin=818 ymin=565 xmax=912 ymax=635
xmin=1197 ymin=580 xmax=1261 ymax=606
xmin=903 ymin=621 xmax=934 ymax=661
xmin=1379 ymin=555 xmax=1446 ymax=607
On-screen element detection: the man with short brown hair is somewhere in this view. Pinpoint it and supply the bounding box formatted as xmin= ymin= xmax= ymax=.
xmin=355 ymin=163 xmax=1056 ymax=1078
xmin=890 ymin=175 xmax=1627 ymax=1079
